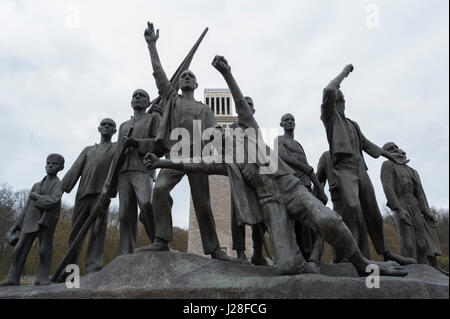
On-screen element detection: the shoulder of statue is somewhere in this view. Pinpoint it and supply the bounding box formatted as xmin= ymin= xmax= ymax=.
xmin=198 ymin=100 xmax=209 ymax=108
xmin=32 ymin=181 xmax=41 ymax=191
xmin=120 ymin=118 xmax=132 ymax=127
xmin=382 ymin=160 xmax=396 ymax=171
xmin=142 ymin=112 xmax=156 ymax=120
xmin=408 ymin=165 xmax=418 ymax=174
xmin=348 ymin=118 xmax=361 ymax=129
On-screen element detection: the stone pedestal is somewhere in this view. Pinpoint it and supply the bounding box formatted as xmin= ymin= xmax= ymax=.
xmin=0 ymin=251 xmax=448 ymax=299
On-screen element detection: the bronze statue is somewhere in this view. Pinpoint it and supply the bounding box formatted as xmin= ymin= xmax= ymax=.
xmin=229 ymin=98 xmax=267 ymax=266
xmin=0 ymin=154 xmax=65 ymax=286
xmin=117 ymin=89 xmax=160 ymax=255
xmin=143 ymin=55 xmax=408 ymax=277
xmin=276 ymin=113 xmax=326 ymax=262
xmin=316 ymin=150 xmax=370 ymax=261
xmin=381 ymin=142 xmax=448 ymax=275
xmin=61 ymin=118 xmax=117 ymax=273
xmin=320 ymin=64 xmax=416 ymax=265
xmin=137 ymin=22 xmax=230 ymax=261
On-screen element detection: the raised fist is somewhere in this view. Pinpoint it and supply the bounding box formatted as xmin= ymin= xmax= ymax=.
xmin=212 ymin=55 xmax=231 ymax=74
xmin=144 ymin=21 xmax=159 ymax=44
xmin=343 ymin=64 xmax=354 ymax=75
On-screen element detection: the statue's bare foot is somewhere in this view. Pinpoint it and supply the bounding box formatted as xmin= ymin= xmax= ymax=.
xmin=383 ymin=251 xmax=416 ymax=265
xmin=358 ymin=260 xmax=408 ymax=277
xmin=0 ymin=279 xmax=19 ymax=287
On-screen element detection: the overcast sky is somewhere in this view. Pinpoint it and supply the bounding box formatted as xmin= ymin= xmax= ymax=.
xmin=0 ymin=0 xmax=448 ymax=229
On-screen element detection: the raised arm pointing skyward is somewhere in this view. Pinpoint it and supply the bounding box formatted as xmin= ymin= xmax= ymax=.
xmin=321 ymin=64 xmax=353 ymax=121
xmin=145 ymin=22 xmax=173 ymax=98
xmin=212 ymin=55 xmax=257 ymax=129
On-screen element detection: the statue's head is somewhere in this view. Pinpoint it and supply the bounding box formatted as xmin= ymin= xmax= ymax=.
xmin=180 ymin=70 xmax=198 ymax=91
xmin=245 ymin=96 xmax=255 ymax=115
xmin=98 ymin=118 xmax=117 ymax=139
xmin=46 ymin=153 xmax=65 ymax=175
xmin=280 ymin=113 xmax=295 ymax=132
xmin=131 ymin=89 xmax=150 ymax=111
xmin=383 ymin=142 xmax=408 ymax=162
xmin=336 ymin=89 xmax=346 ymax=116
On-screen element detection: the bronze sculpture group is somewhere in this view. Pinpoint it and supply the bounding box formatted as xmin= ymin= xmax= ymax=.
xmin=1 ymin=21 xmax=447 ymax=287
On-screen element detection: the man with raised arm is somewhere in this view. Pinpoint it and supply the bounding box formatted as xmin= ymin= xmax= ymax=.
xmin=138 ymin=22 xmax=229 ymax=261
xmin=142 ymin=55 xmax=409 ymax=277
xmin=320 ymin=65 xmax=416 ymax=265
xmin=229 ymin=97 xmax=267 ymax=266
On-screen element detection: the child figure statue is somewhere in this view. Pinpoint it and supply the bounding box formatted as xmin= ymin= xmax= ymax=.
xmin=0 ymin=153 xmax=65 ymax=286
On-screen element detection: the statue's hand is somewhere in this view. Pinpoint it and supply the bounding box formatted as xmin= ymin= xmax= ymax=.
xmin=144 ymin=21 xmax=159 ymax=44
xmin=29 ymin=192 xmax=39 ymax=201
xmin=312 ymin=184 xmax=328 ymax=205
xmin=396 ymin=208 xmax=413 ymax=227
xmin=122 ymin=136 xmax=139 ymax=148
xmin=343 ymin=64 xmax=354 ymax=76
xmin=241 ymin=165 xmax=257 ymax=181
xmin=393 ymin=156 xmax=409 ymax=165
xmin=384 ymin=151 xmax=409 ymax=165
xmin=423 ymin=211 xmax=438 ymax=226
xmin=143 ymin=153 xmax=160 ymax=170
xmin=212 ymin=55 xmax=231 ymax=74
xmin=318 ymin=190 xmax=329 ymax=205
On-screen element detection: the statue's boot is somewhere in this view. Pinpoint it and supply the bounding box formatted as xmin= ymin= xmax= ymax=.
xmin=383 ymin=251 xmax=416 ymax=265
xmin=211 ymin=248 xmax=234 ymax=262
xmin=305 ymin=261 xmax=320 ymax=274
xmin=236 ymin=251 xmax=251 ymax=265
xmin=134 ymin=237 xmax=169 ymax=253
xmin=35 ymin=277 xmax=51 ymax=286
xmin=53 ymin=272 xmax=68 ymax=283
xmin=0 ymin=278 xmax=19 ymax=287
xmin=251 ymin=253 xmax=269 ymax=266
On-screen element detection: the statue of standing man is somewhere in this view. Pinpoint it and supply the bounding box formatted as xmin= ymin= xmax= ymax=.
xmin=61 ymin=118 xmax=117 ymax=273
xmin=320 ymin=64 xmax=415 ymax=265
xmin=276 ymin=113 xmax=327 ymax=262
xmin=117 ymin=89 xmax=161 ymax=255
xmin=137 ymin=22 xmax=230 ymax=261
xmin=380 ymin=142 xmax=447 ymax=275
